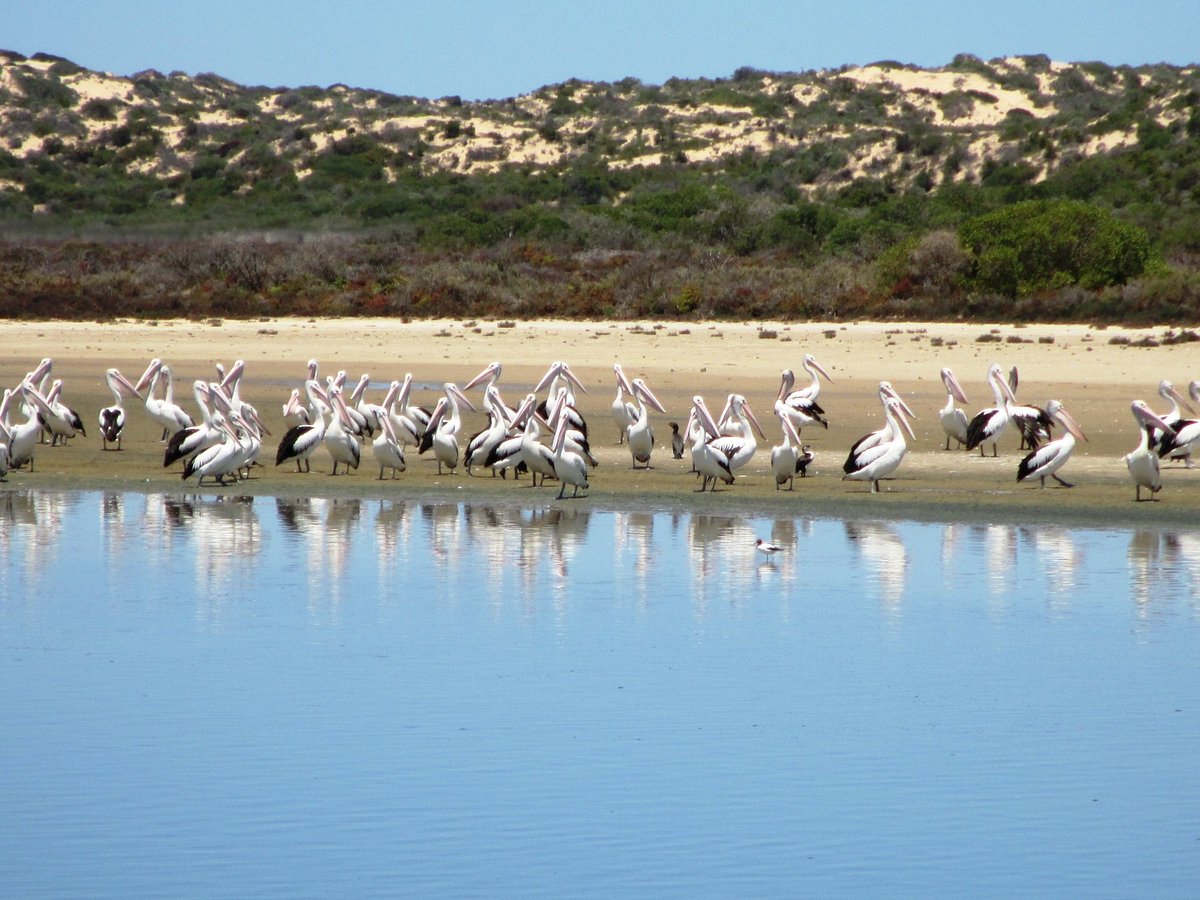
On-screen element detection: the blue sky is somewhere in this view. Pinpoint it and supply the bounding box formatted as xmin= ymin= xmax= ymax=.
xmin=2 ymin=0 xmax=1196 ymax=100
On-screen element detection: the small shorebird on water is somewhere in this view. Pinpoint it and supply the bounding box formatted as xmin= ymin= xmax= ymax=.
xmin=755 ymin=538 xmax=784 ymax=561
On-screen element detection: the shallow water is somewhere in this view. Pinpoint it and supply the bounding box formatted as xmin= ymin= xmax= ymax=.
xmin=2 ymin=489 xmax=1198 ymax=898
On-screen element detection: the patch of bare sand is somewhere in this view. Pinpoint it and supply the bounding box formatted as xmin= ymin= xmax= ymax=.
xmin=1 ymin=318 xmax=1197 ymax=525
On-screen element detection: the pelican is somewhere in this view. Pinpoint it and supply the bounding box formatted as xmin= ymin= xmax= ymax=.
xmin=688 ymin=398 xmax=735 ymax=491
xmin=38 ymin=380 xmax=87 ymax=445
xmin=535 ymin=361 xmax=589 ymax=436
xmin=545 ymin=387 xmax=598 ymax=467
xmin=550 ymin=413 xmax=589 ymax=499
xmin=0 ymin=419 xmax=10 ymax=480
xmin=1152 ymin=380 xmax=1196 ymax=465
xmin=281 ymin=388 xmax=311 ymax=427
xmin=626 ymin=378 xmax=667 ymax=469
xmin=275 ymin=380 xmax=328 ymax=473
xmin=796 ymin=354 xmax=834 ymax=401
xmin=464 ymin=386 xmax=513 ymax=475
xmin=138 ymin=360 xmax=194 ymax=441
xmin=163 ymin=380 xmax=223 ymax=467
xmin=965 ymin=363 xmax=1017 ymax=457
xmin=610 ymin=364 xmax=637 ymax=444
xmin=938 ymin=367 xmax=970 ymax=450
xmin=843 ymin=396 xmax=915 ymax=493
xmin=1159 ymin=411 xmax=1200 ymax=468
xmin=484 ymin=393 xmax=536 ymax=480
xmin=773 ymin=368 xmax=829 ymax=433
xmin=98 ymin=368 xmax=142 ymax=450
xmin=1125 ymin=400 xmax=1175 ymax=501
xmin=846 ymin=382 xmax=916 ymax=466
xmin=770 ymin=412 xmax=805 ymax=491
xmin=182 ymin=413 xmax=241 ymax=487
xmin=705 ymin=394 xmax=767 ymax=479
xmin=1016 ymin=400 xmax=1087 ymax=488
xmin=515 ymin=396 xmax=558 ymax=487
xmin=417 ymin=383 xmax=476 ymax=471
xmin=324 ymin=387 xmax=361 ymax=475
xmin=372 ymin=414 xmax=407 ymax=480
xmin=7 ymin=384 xmax=48 ymax=470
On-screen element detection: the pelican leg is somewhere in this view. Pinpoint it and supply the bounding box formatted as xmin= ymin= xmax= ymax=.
xmin=1052 ymin=475 xmax=1074 ymax=488
xmin=871 ymin=479 xmax=879 ymax=493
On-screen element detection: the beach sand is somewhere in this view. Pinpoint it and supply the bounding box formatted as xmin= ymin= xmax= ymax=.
xmin=2 ymin=317 xmax=1198 ymax=526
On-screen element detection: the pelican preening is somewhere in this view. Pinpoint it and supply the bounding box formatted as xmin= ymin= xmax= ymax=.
xmin=99 ymin=368 xmax=142 ymax=450
xmin=1016 ymin=400 xmax=1087 ymax=488
xmin=1126 ymin=400 xmax=1175 ymax=501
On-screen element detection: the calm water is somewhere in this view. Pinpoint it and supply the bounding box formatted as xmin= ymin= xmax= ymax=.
xmin=1 ymin=489 xmax=1198 ymax=898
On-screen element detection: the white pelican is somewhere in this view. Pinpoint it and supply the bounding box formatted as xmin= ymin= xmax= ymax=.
xmin=846 ymin=382 xmax=916 ymax=466
xmin=545 ymin=387 xmax=598 ymax=467
xmin=98 ymin=368 xmax=142 ymax=450
xmin=770 ymin=411 xmax=805 ymax=491
xmin=483 ymin=393 xmax=536 ymax=480
xmin=550 ymin=413 xmax=589 ymax=499
xmin=282 ymin=388 xmax=311 ymax=428
xmin=465 ymin=386 xmax=513 ymax=475
xmin=965 ymin=363 xmax=1018 ymax=457
xmin=535 ymin=361 xmax=589 ymax=435
xmin=163 ymin=380 xmax=222 ymax=467
xmin=705 ymin=394 xmax=767 ymax=479
xmin=182 ymin=413 xmax=241 ymax=487
xmin=138 ymin=360 xmax=195 ymax=441
xmin=417 ymin=383 xmax=476 ymax=468
xmin=372 ymin=414 xmax=407 ymax=480
xmin=774 ymin=362 xmax=832 ymax=433
xmin=8 ymin=384 xmax=48 ymax=470
xmin=842 ymin=396 xmax=915 ymax=493
xmin=0 ymin=419 xmax=10 ymax=480
xmin=1016 ymin=400 xmax=1087 ymax=488
xmin=28 ymin=380 xmax=85 ymax=446
xmin=513 ymin=395 xmax=557 ymax=487
xmin=626 ymin=378 xmax=667 ymax=469
xmin=688 ymin=398 xmax=735 ymax=492
xmin=275 ymin=380 xmax=328 ymax=473
xmin=791 ymin=354 xmax=834 ymax=405
xmin=610 ymin=364 xmax=636 ymax=444
xmin=1126 ymin=400 xmax=1175 ymax=501
xmin=938 ymin=367 xmax=970 ymax=450
xmin=1160 ymin=412 xmax=1199 ymax=468
xmin=324 ymin=387 xmax=361 ymax=475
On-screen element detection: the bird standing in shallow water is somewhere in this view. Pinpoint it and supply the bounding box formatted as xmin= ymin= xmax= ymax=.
xmin=755 ymin=538 xmax=784 ymax=561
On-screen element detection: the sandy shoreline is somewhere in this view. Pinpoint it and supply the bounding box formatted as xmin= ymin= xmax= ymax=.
xmin=2 ymin=317 xmax=1198 ymax=528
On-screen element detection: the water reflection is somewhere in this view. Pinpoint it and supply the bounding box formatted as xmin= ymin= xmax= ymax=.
xmin=2 ymin=489 xmax=1199 ymax=628
xmin=845 ymin=520 xmax=908 ymax=610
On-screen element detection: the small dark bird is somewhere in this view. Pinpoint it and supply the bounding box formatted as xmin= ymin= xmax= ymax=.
xmin=669 ymin=422 xmax=685 ymax=459
xmin=796 ymin=445 xmax=816 ymax=477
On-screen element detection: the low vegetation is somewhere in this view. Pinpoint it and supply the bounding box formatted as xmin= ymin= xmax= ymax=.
xmin=1 ymin=51 xmax=1198 ymax=323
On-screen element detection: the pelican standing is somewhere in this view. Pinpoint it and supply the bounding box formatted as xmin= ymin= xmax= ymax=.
xmin=138 ymin=360 xmax=195 ymax=441
xmin=688 ymin=398 xmax=735 ymax=492
xmin=626 ymin=378 xmax=667 ymax=469
xmin=965 ymin=363 xmax=1017 ymax=457
xmin=1125 ymin=400 xmax=1175 ymax=501
xmin=324 ymin=387 xmax=361 ymax=475
xmin=275 ymin=380 xmax=327 ymax=473
xmin=372 ymin=414 xmax=407 ymax=480
xmin=551 ymin=414 xmax=589 ymax=499
xmin=773 ymin=368 xmax=829 ymax=433
xmin=705 ymin=394 xmax=767 ymax=479
xmin=1016 ymin=400 xmax=1087 ymax=488
xmin=610 ymin=364 xmax=637 ymax=444
xmin=842 ymin=396 xmax=915 ymax=493
xmin=846 ymin=382 xmax=916 ymax=467
xmin=938 ymin=367 xmax=970 ymax=450
xmin=770 ymin=412 xmax=805 ymax=491
xmin=182 ymin=413 xmax=241 ymax=487
xmin=98 ymin=368 xmax=142 ymax=450
xmin=163 ymin=380 xmax=222 ymax=467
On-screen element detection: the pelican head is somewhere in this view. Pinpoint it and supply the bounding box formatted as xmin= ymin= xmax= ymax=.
xmin=802 ymin=354 xmax=833 ymax=383
xmin=940 ymin=367 xmax=968 ymax=404
xmin=1046 ymin=400 xmax=1087 ymax=442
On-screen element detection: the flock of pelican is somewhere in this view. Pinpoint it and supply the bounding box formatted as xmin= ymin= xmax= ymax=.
xmin=1 ymin=353 xmax=1198 ymax=502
